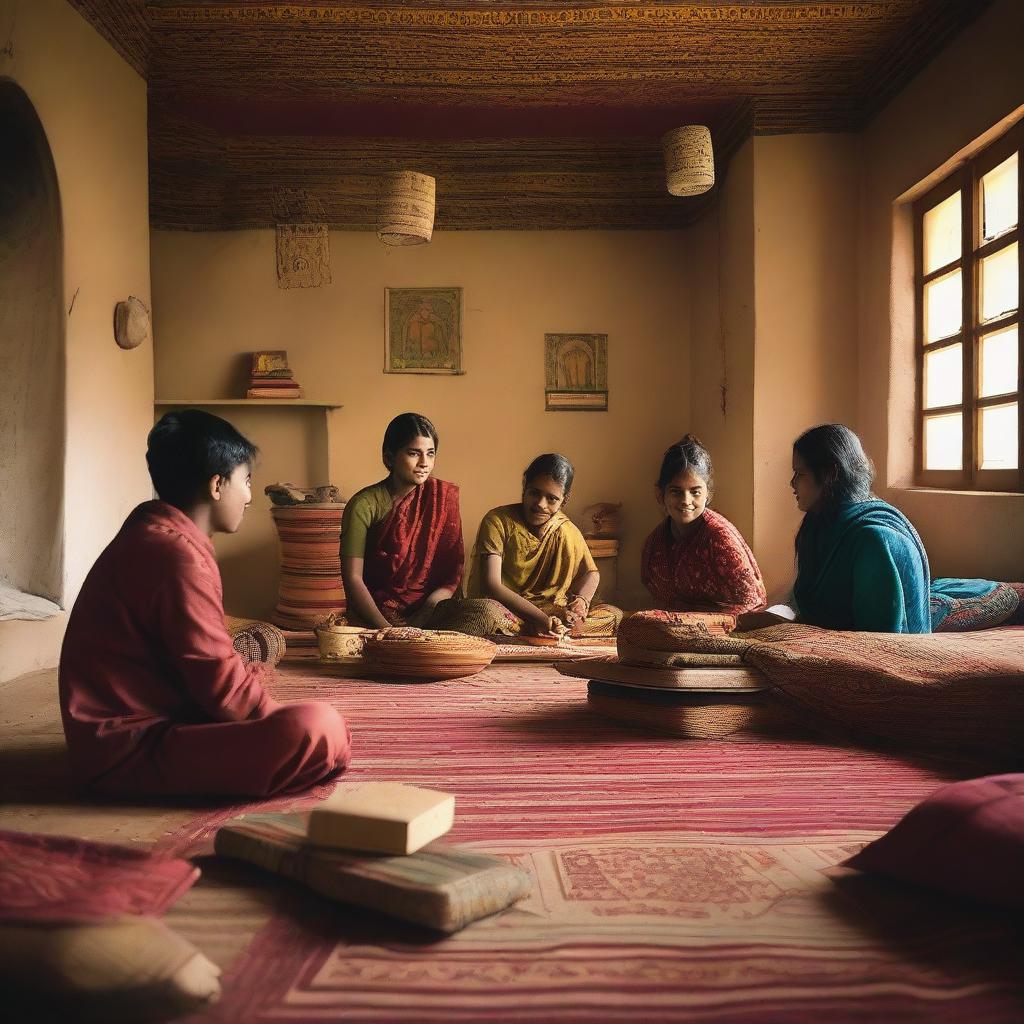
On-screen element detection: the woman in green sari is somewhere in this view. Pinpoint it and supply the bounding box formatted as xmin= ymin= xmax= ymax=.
xmin=739 ymin=424 xmax=1024 ymax=633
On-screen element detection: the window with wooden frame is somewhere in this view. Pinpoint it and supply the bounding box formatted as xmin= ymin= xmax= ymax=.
xmin=915 ymin=122 xmax=1022 ymax=491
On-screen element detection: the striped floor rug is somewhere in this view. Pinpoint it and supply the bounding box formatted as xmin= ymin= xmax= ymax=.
xmin=179 ymin=663 xmax=1023 ymax=1023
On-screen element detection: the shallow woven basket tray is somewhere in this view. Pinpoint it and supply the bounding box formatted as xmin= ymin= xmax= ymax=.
xmin=362 ymin=628 xmax=497 ymax=682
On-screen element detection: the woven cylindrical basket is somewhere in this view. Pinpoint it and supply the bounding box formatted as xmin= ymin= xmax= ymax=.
xmin=585 ymin=538 xmax=619 ymax=558
xmin=617 ymin=610 xmax=737 ymax=653
xmin=270 ymin=502 xmax=346 ymax=629
xmin=661 ymin=125 xmax=715 ymax=197
xmin=363 ymin=627 xmax=497 ymax=682
xmin=377 ymin=171 xmax=435 ymax=246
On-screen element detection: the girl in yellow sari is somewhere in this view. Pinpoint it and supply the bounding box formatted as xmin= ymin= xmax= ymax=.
xmin=465 ymin=454 xmax=623 ymax=637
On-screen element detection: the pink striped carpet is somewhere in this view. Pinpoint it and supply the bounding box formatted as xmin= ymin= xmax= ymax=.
xmin=185 ymin=662 xmax=1024 ymax=1023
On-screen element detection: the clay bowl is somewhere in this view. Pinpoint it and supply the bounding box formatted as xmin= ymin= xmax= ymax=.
xmin=316 ymin=624 xmax=375 ymax=661
xmin=362 ymin=628 xmax=497 ymax=683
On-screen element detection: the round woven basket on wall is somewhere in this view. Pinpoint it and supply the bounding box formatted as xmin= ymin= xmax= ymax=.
xmin=270 ymin=503 xmax=346 ymax=629
xmin=377 ymin=171 xmax=435 ymax=245
xmin=661 ymin=126 xmax=715 ymax=197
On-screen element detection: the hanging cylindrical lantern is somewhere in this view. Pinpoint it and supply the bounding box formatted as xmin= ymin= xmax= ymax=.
xmin=377 ymin=170 xmax=435 ymax=245
xmin=661 ymin=126 xmax=715 ymax=197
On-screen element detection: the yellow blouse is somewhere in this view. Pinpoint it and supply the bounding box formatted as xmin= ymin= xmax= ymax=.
xmin=465 ymin=504 xmax=597 ymax=612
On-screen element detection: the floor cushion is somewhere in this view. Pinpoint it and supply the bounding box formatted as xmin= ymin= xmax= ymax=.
xmin=1 ymin=917 xmax=221 ymax=1021
xmin=844 ymin=774 xmax=1024 ymax=909
xmin=0 ymin=829 xmax=217 ymax=1020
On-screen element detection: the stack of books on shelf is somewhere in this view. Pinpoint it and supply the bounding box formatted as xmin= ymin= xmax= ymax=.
xmin=247 ymin=350 xmax=302 ymax=399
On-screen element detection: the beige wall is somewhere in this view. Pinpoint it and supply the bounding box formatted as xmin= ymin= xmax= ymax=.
xmin=151 ymin=229 xmax=691 ymax=616
xmin=687 ymin=134 xmax=861 ymax=604
xmin=752 ymin=134 xmax=861 ymax=601
xmin=0 ymin=0 xmax=153 ymax=682
xmin=1 ymin=81 xmax=64 ymax=603
xmin=861 ymin=0 xmax=1024 ymax=581
xmin=688 ymin=138 xmax=756 ymax=543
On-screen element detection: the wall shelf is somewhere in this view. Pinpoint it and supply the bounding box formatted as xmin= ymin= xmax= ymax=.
xmin=155 ymin=399 xmax=341 ymax=408
xmin=154 ymin=400 xmax=342 ymax=480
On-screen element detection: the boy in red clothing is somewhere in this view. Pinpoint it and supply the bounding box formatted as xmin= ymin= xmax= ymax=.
xmin=59 ymin=410 xmax=351 ymax=797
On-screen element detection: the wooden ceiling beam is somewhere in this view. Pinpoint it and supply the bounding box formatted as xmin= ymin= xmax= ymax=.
xmin=67 ymin=0 xmax=992 ymax=230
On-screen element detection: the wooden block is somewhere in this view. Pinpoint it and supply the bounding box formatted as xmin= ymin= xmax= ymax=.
xmin=215 ymin=812 xmax=531 ymax=933
xmin=308 ymin=782 xmax=455 ymax=855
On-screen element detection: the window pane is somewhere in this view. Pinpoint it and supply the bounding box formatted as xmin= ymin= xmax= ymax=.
xmin=924 ymin=343 xmax=962 ymax=408
xmin=982 ymin=152 xmax=1018 ymax=241
xmin=980 ymin=242 xmax=1018 ymax=323
xmin=979 ymin=403 xmax=1018 ymax=470
xmin=923 ymin=191 xmax=961 ymax=274
xmin=980 ymin=325 xmax=1019 ymax=398
xmin=924 ymin=269 xmax=962 ymax=342
xmin=924 ymin=412 xmax=963 ymax=470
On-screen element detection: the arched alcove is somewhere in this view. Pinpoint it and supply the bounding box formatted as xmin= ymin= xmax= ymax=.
xmin=0 ymin=80 xmax=65 ymax=607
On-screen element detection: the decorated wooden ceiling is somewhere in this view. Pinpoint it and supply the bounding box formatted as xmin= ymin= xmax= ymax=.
xmin=70 ymin=1 xmax=990 ymax=230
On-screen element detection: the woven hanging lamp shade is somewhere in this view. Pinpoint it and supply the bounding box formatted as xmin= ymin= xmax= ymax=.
xmin=661 ymin=125 xmax=715 ymax=197
xmin=377 ymin=170 xmax=435 ymax=245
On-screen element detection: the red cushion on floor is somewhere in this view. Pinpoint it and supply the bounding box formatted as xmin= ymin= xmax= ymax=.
xmin=844 ymin=774 xmax=1024 ymax=909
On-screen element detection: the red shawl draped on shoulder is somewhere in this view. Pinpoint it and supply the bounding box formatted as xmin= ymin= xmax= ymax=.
xmin=362 ymin=478 xmax=464 ymax=622
xmin=641 ymin=508 xmax=766 ymax=615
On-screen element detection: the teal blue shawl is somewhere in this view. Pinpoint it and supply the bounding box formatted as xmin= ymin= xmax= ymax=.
xmin=793 ymin=499 xmax=933 ymax=633
xmin=793 ymin=499 xmax=1000 ymax=633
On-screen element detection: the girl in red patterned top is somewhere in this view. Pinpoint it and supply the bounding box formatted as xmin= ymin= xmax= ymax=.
xmin=640 ymin=436 xmax=766 ymax=615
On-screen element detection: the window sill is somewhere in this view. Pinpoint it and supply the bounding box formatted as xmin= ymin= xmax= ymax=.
xmin=896 ymin=486 xmax=1024 ymax=498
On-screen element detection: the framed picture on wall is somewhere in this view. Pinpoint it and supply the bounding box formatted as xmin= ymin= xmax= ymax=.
xmin=544 ymin=333 xmax=608 ymax=411
xmin=384 ymin=287 xmax=464 ymax=374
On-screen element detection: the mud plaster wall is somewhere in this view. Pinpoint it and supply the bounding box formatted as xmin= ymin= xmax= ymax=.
xmin=687 ymin=138 xmax=756 ymax=545
xmin=860 ymin=0 xmax=1024 ymax=581
xmin=0 ymin=0 xmax=153 ymax=684
xmin=752 ymin=133 xmax=861 ymax=602
xmin=0 ymin=81 xmax=64 ymax=603
xmin=151 ymin=229 xmax=691 ymax=617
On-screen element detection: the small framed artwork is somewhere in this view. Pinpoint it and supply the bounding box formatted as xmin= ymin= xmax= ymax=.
xmin=385 ymin=287 xmax=463 ymax=374
xmin=544 ymin=333 xmax=608 ymax=411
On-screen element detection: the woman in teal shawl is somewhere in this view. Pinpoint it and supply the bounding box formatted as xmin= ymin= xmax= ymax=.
xmin=741 ymin=425 xmax=1023 ymax=633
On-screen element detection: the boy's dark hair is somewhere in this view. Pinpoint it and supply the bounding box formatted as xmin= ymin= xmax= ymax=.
xmin=382 ymin=413 xmax=439 ymax=469
xmin=656 ymin=434 xmax=713 ymax=492
xmin=523 ymin=453 xmax=575 ymax=497
xmin=146 ymin=410 xmax=258 ymax=508
xmin=792 ymin=423 xmax=874 ymax=508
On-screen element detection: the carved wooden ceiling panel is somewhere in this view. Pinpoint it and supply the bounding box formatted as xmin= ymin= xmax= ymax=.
xmin=68 ymin=1 xmax=990 ymax=229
